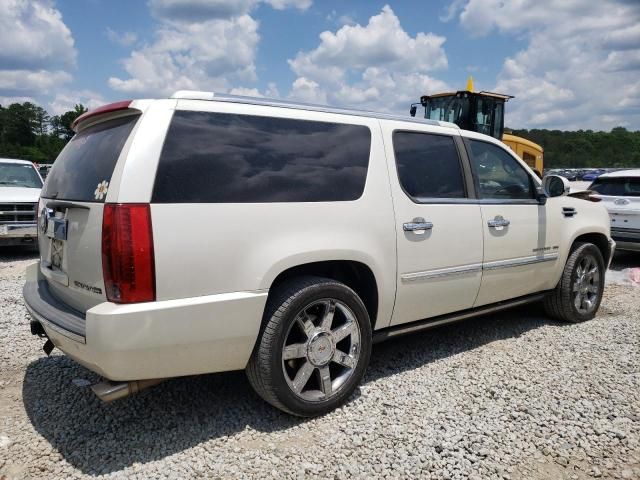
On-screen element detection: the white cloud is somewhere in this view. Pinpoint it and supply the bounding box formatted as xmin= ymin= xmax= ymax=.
xmin=0 ymin=0 xmax=75 ymax=70
xmin=111 ymin=0 xmax=313 ymax=97
xmin=148 ymin=0 xmax=311 ymax=21
xmin=106 ymin=28 xmax=138 ymax=47
xmin=0 ymin=0 xmax=76 ymax=99
xmin=449 ymin=0 xmax=640 ymax=130
xmin=109 ymin=14 xmax=259 ymax=96
xmin=0 ymin=95 xmax=36 ymax=106
xmin=48 ymin=90 xmax=107 ymax=115
xmin=149 ymin=0 xmax=256 ymax=22
xmin=290 ymin=77 xmax=327 ymax=103
xmin=265 ymin=0 xmax=311 ymax=11
xmin=287 ymin=5 xmax=449 ymax=112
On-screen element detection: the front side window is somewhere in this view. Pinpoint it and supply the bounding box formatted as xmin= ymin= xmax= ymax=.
xmin=393 ymin=132 xmax=466 ymax=200
xmin=468 ymin=139 xmax=534 ymax=200
xmin=152 ymin=111 xmax=371 ymax=203
xmin=0 ymin=163 xmax=43 ymax=189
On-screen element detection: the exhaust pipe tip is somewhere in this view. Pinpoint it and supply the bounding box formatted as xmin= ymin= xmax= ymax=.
xmin=91 ymin=378 xmax=165 ymax=402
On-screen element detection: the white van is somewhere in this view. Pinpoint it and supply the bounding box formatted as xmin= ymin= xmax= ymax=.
xmin=24 ymin=92 xmax=614 ymax=416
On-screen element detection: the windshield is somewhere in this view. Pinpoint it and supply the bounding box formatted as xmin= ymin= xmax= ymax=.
xmin=424 ymin=95 xmax=470 ymax=126
xmin=590 ymin=177 xmax=640 ymax=197
xmin=0 ymin=163 xmax=43 ymax=188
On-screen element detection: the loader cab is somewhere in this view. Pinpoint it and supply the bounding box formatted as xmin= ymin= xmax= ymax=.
xmin=412 ymin=90 xmax=512 ymax=141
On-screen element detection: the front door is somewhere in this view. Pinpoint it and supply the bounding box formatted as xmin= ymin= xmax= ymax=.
xmin=382 ymin=124 xmax=484 ymax=326
xmin=464 ymin=137 xmax=560 ymax=306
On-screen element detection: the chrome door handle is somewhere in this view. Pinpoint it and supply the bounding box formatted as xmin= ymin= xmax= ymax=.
xmin=487 ymin=216 xmax=510 ymax=228
xmin=403 ymin=221 xmax=433 ymax=232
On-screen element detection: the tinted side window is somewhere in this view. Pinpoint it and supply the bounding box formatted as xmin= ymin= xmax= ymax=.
xmin=468 ymin=139 xmax=534 ymax=200
xmin=393 ymin=132 xmax=465 ymax=200
xmin=42 ymin=115 xmax=139 ymax=202
xmin=152 ymin=111 xmax=371 ymax=203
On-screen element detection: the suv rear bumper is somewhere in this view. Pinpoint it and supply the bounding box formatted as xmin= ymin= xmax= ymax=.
xmin=24 ymin=262 xmax=268 ymax=381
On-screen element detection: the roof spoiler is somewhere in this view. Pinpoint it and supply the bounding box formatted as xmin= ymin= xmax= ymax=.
xmin=71 ymin=100 xmax=135 ymax=132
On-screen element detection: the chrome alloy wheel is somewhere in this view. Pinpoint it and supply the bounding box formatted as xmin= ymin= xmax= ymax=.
xmin=282 ymin=299 xmax=361 ymax=402
xmin=573 ymin=254 xmax=600 ymax=314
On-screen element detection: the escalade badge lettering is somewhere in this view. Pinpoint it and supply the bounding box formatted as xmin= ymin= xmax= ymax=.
xmin=73 ymin=281 xmax=103 ymax=295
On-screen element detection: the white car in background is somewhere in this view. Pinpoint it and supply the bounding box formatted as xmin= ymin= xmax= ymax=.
xmin=0 ymin=158 xmax=43 ymax=248
xmin=589 ymin=169 xmax=640 ymax=252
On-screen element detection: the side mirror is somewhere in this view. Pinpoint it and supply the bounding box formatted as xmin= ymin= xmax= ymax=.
xmin=542 ymin=175 xmax=571 ymax=198
xmin=409 ymin=105 xmax=417 ymax=117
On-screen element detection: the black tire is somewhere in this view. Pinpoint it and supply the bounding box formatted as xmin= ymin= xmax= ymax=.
xmin=544 ymin=242 xmax=605 ymax=323
xmin=246 ymin=276 xmax=372 ymax=417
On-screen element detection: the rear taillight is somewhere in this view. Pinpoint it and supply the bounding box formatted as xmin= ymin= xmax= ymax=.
xmin=102 ymin=204 xmax=155 ymax=303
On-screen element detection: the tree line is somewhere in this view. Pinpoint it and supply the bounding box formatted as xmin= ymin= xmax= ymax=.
xmin=0 ymin=102 xmax=87 ymax=164
xmin=510 ymin=127 xmax=640 ymax=168
xmin=1 ymin=100 xmax=639 ymax=168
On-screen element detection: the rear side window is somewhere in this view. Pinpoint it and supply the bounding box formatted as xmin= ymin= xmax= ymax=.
xmin=393 ymin=131 xmax=466 ymax=200
xmin=42 ymin=115 xmax=139 ymax=202
xmin=590 ymin=177 xmax=640 ymax=196
xmin=152 ymin=111 xmax=371 ymax=203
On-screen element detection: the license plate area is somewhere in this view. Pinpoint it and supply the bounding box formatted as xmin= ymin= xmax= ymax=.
xmin=45 ymin=216 xmax=68 ymax=241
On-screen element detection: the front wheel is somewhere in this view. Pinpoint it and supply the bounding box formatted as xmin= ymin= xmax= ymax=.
xmin=544 ymin=242 xmax=605 ymax=323
xmin=246 ymin=276 xmax=372 ymax=417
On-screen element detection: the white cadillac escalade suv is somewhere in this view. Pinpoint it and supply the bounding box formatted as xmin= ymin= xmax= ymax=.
xmin=24 ymin=92 xmax=614 ymax=417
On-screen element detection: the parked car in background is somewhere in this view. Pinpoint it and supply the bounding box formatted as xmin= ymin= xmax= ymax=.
xmin=582 ymin=169 xmax=604 ymax=182
xmin=0 ymin=158 xmax=43 ymax=247
xmin=589 ymin=169 xmax=640 ymax=251
xmin=24 ymin=93 xmax=614 ymax=416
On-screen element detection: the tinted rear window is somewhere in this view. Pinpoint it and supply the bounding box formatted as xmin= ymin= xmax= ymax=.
xmin=393 ymin=131 xmax=465 ymax=200
xmin=590 ymin=177 xmax=640 ymax=197
xmin=152 ymin=111 xmax=371 ymax=203
xmin=42 ymin=115 xmax=139 ymax=201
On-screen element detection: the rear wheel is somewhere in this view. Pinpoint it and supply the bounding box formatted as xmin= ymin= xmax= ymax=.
xmin=544 ymin=242 xmax=605 ymax=323
xmin=247 ymin=276 xmax=372 ymax=417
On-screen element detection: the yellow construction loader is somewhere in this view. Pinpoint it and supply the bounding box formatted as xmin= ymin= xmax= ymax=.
xmin=411 ymin=77 xmax=544 ymax=174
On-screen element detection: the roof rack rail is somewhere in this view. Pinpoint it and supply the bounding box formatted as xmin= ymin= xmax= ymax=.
xmin=169 ymin=90 xmax=459 ymax=129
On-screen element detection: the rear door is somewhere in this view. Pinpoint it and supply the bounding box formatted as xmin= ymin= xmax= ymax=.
xmin=38 ymin=113 xmax=141 ymax=312
xmin=382 ymin=124 xmax=484 ymax=326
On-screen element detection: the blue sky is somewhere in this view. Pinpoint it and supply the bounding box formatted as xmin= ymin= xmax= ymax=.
xmin=1 ymin=0 xmax=639 ymax=130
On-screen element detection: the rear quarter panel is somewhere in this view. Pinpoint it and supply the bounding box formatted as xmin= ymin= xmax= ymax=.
xmin=142 ymin=101 xmax=398 ymax=330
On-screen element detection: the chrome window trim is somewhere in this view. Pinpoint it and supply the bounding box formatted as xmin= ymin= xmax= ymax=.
xmin=401 ymin=263 xmax=483 ymax=282
xmin=401 ymin=253 xmax=559 ymax=281
xmin=482 ymin=253 xmax=559 ymax=271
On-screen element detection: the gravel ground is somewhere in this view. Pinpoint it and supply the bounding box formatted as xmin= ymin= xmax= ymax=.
xmin=1 ymin=248 xmax=639 ymax=480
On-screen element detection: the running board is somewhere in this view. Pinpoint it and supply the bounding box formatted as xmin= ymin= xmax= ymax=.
xmin=373 ymin=292 xmax=548 ymax=344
